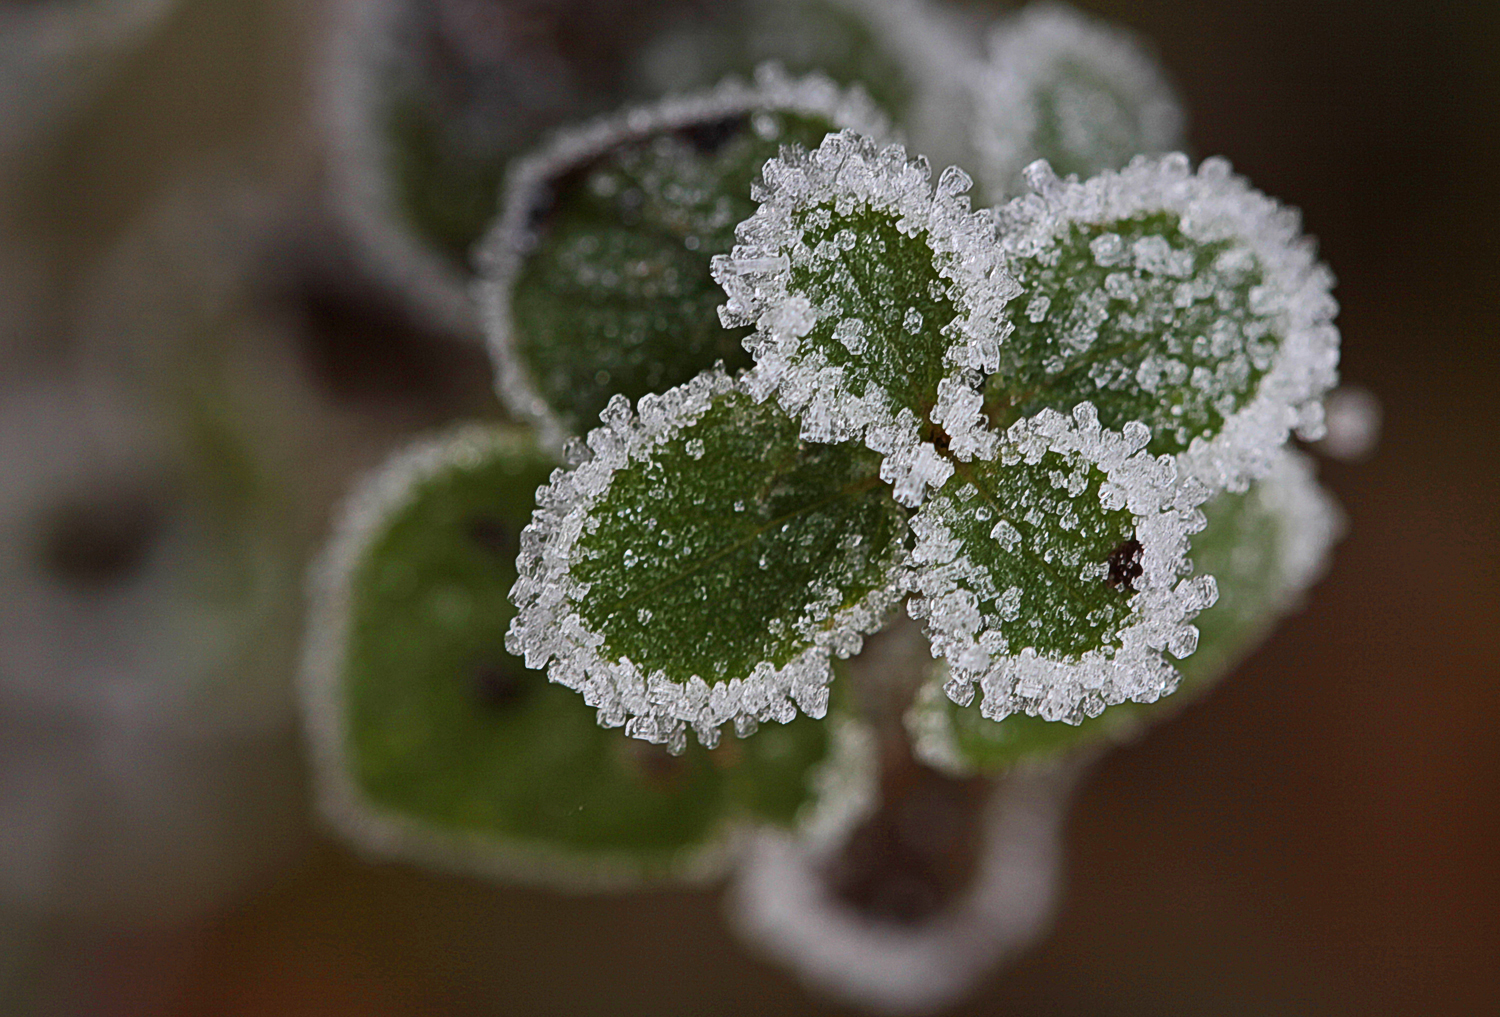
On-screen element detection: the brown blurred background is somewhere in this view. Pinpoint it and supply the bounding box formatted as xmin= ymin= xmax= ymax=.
xmin=4 ymin=0 xmax=1497 ymax=1014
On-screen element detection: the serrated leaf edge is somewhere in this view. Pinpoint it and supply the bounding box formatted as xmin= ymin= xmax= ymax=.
xmin=907 ymin=444 xmax=1344 ymax=775
xmin=714 ymin=129 xmax=1024 ymax=507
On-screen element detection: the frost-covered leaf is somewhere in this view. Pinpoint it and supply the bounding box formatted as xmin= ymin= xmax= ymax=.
xmin=635 ymin=0 xmax=982 ymax=171
xmin=970 ymin=2 xmax=1185 ymax=199
xmin=714 ymin=130 xmax=1020 ymax=506
xmin=639 ymin=0 xmax=917 ymax=123
xmin=909 ymin=448 xmax=1342 ymax=774
xmin=480 ymin=69 xmax=888 ymax=445
xmin=508 ymin=370 xmax=909 ymax=750
xmin=303 ymin=424 xmax=862 ymax=885
xmin=324 ymin=0 xmax=963 ymax=336
xmin=907 ymin=403 xmax=1215 ymax=725
xmin=984 ymin=154 xmax=1340 ymax=489
xmin=730 ymin=757 xmax=1081 ymax=1015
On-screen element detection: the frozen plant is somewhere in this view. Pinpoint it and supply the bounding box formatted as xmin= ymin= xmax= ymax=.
xmin=302 ymin=1 xmax=1358 ymax=1012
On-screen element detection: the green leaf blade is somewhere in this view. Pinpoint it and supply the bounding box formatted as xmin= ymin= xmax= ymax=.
xmin=714 ymin=130 xmax=1020 ymax=505
xmin=971 ymin=3 xmax=1186 ymax=198
xmin=908 ymin=403 xmax=1213 ymax=724
xmin=302 ymin=425 xmax=865 ymax=885
xmin=509 ymin=371 xmax=909 ymax=750
xmin=985 ymin=155 xmax=1340 ymax=490
xmin=910 ymin=447 xmax=1341 ymax=774
xmin=481 ymin=71 xmax=889 ymax=444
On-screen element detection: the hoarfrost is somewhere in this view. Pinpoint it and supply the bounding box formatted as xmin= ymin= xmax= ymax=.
xmin=506 ymin=368 xmax=908 ymax=749
xmin=909 ymin=445 xmax=1344 ymax=774
xmin=714 ymin=130 xmax=1020 ymax=506
xmin=479 ymin=65 xmax=891 ymax=451
xmin=731 ymin=757 xmax=1086 ymax=1015
xmin=970 ymin=2 xmax=1186 ymax=198
xmin=1313 ymin=385 xmax=1382 ymax=462
xmin=907 ymin=404 xmax=1216 ymax=724
xmin=997 ymin=153 xmax=1341 ymax=494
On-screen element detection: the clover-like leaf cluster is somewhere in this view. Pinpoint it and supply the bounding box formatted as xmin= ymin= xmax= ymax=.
xmin=301 ymin=3 xmax=1354 ymax=1007
xmin=501 ymin=123 xmax=1339 ymax=749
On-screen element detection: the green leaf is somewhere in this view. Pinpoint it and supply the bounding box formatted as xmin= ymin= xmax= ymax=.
xmin=508 ymin=371 xmax=909 ymax=750
xmin=302 ymin=424 xmax=864 ymax=885
xmin=714 ymin=130 xmax=1018 ymax=505
xmin=984 ymin=155 xmax=1340 ymax=489
xmin=909 ymin=448 xmax=1341 ymax=774
xmin=348 ymin=0 xmax=955 ymax=278
xmin=641 ymin=0 xmax=925 ymax=125
xmin=971 ymin=3 xmax=1185 ymax=198
xmin=481 ymin=70 xmax=888 ymax=444
xmin=907 ymin=403 xmax=1213 ymax=725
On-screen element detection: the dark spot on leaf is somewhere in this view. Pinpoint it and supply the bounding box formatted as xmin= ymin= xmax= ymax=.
xmin=931 ymin=426 xmax=952 ymax=453
xmin=1106 ymin=538 xmax=1144 ymax=592
xmin=470 ymin=661 xmax=531 ymax=710
xmin=39 ymin=496 xmax=162 ymax=590
xmin=673 ymin=115 xmax=749 ymax=157
xmin=467 ymin=515 xmax=517 ymax=563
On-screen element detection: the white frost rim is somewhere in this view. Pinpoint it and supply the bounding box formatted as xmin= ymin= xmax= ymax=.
xmin=971 ymin=1 xmax=1186 ymax=198
xmin=906 ymin=403 xmax=1217 ymax=725
xmin=714 ymin=129 xmax=1022 ymax=507
xmin=506 ymin=367 xmax=909 ymax=752
xmin=319 ymin=0 xmax=481 ymax=339
xmin=300 ymin=423 xmax=753 ymax=890
xmin=476 ymin=64 xmax=892 ymax=452
xmin=998 ymin=152 xmax=1341 ymax=495
xmin=730 ymin=754 xmax=1088 ymax=1016
xmin=908 ymin=444 xmax=1344 ymax=773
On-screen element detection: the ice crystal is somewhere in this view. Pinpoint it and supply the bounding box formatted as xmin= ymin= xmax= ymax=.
xmin=507 ymin=368 xmax=909 ymax=749
xmin=909 ymin=445 xmax=1342 ymax=774
xmin=989 ymin=154 xmax=1340 ymax=492
xmin=714 ymin=130 xmax=1020 ymax=506
xmin=907 ymin=403 xmax=1216 ymax=724
xmin=970 ymin=2 xmax=1185 ymax=199
xmin=479 ymin=66 xmax=889 ymax=448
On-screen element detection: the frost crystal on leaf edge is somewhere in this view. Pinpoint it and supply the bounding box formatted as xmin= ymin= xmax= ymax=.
xmin=907 ymin=444 xmax=1344 ymax=772
xmin=299 ymin=426 xmax=718 ymax=889
xmin=908 ymin=403 xmax=1217 ymax=724
xmin=506 ymin=368 xmax=908 ymax=752
xmin=714 ymin=129 xmax=1021 ymax=507
xmin=476 ymin=64 xmax=892 ymax=452
xmin=999 ymin=153 xmax=1341 ymax=493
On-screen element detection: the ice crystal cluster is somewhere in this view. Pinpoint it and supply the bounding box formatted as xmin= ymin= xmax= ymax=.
xmin=296 ymin=1 xmax=1358 ymax=1012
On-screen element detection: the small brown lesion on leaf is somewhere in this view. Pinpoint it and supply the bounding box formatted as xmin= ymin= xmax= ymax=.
xmin=1105 ymin=537 xmax=1144 ymax=592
